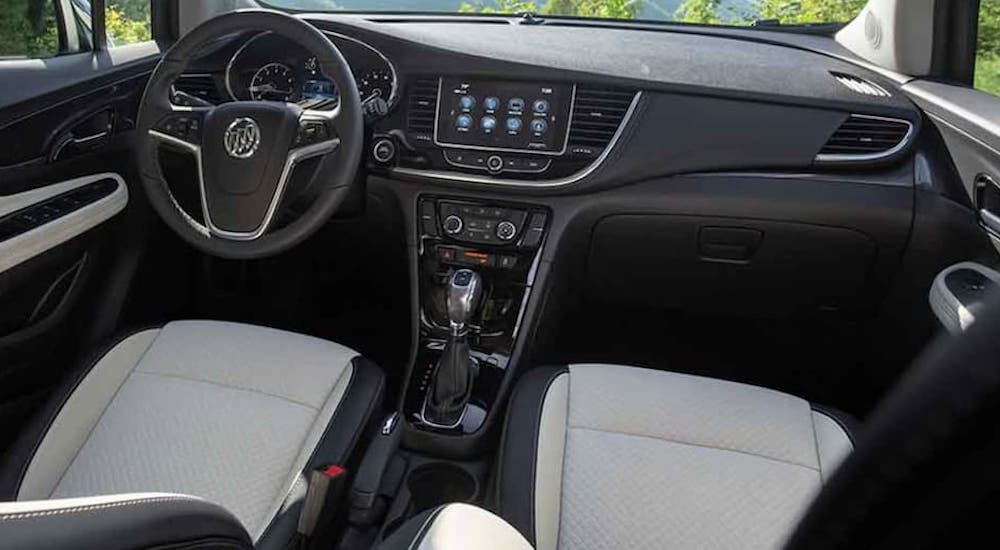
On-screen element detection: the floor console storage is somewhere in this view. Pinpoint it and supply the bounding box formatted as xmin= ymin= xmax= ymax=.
xmin=405 ymin=197 xmax=549 ymax=434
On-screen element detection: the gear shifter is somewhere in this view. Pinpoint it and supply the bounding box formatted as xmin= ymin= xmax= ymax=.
xmin=423 ymin=269 xmax=483 ymax=428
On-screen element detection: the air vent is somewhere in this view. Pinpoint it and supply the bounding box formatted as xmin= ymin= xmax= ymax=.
xmin=568 ymin=87 xmax=637 ymax=150
xmin=817 ymin=114 xmax=913 ymax=162
xmin=172 ymin=74 xmax=222 ymax=104
xmin=407 ymin=77 xmax=439 ymax=141
xmin=831 ymin=72 xmax=890 ymax=97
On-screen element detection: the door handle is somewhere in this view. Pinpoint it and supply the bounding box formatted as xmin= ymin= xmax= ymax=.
xmin=975 ymin=174 xmax=1000 ymax=237
xmin=48 ymin=108 xmax=114 ymax=162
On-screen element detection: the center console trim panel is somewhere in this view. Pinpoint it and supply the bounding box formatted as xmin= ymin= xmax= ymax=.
xmin=392 ymin=91 xmax=643 ymax=188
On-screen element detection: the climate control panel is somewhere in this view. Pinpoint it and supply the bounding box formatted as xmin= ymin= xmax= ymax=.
xmin=419 ymin=198 xmax=547 ymax=250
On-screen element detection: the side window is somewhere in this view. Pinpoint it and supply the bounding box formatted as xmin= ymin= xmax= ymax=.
xmin=105 ymin=0 xmax=151 ymax=47
xmin=976 ymin=0 xmax=1000 ymax=96
xmin=0 ymin=0 xmax=85 ymax=59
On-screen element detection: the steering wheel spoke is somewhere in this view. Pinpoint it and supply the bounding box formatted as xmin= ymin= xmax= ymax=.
xmin=295 ymin=107 xmax=342 ymax=153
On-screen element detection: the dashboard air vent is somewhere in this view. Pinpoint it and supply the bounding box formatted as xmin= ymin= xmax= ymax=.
xmin=817 ymin=114 xmax=913 ymax=161
xmin=407 ymin=77 xmax=439 ymax=141
xmin=172 ymin=74 xmax=222 ymax=104
xmin=831 ymin=72 xmax=890 ymax=97
xmin=568 ymin=87 xmax=636 ymax=150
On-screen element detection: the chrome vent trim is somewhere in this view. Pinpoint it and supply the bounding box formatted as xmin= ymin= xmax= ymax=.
xmin=831 ymin=72 xmax=891 ymax=97
xmin=816 ymin=114 xmax=915 ymax=164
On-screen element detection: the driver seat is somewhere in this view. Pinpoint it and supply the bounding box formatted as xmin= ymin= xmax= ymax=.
xmin=0 ymin=320 xmax=384 ymax=549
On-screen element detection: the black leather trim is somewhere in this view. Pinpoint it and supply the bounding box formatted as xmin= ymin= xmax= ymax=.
xmin=0 ymin=324 xmax=163 ymax=501
xmin=810 ymin=403 xmax=859 ymax=447
xmin=255 ymin=355 xmax=385 ymax=550
xmin=0 ymin=494 xmax=252 ymax=550
xmin=495 ymin=365 xmax=568 ymax=547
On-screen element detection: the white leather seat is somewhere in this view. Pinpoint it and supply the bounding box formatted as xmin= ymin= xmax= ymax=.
xmin=498 ymin=364 xmax=853 ymax=550
xmin=0 ymin=320 xmax=383 ymax=548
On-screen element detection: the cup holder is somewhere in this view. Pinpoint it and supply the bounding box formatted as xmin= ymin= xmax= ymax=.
xmin=407 ymin=462 xmax=477 ymax=513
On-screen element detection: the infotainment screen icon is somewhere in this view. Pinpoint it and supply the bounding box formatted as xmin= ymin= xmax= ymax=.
xmin=435 ymin=77 xmax=574 ymax=156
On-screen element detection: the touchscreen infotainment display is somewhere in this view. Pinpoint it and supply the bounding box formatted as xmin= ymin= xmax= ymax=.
xmin=435 ymin=77 xmax=574 ymax=155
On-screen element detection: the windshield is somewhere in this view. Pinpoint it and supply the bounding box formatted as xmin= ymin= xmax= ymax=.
xmin=260 ymin=0 xmax=867 ymax=26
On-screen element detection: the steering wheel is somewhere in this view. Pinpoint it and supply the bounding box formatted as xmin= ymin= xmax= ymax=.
xmin=136 ymin=10 xmax=363 ymax=259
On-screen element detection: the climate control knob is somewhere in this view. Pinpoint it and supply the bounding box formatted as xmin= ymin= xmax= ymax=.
xmin=496 ymin=221 xmax=517 ymax=241
xmin=443 ymin=215 xmax=464 ymax=235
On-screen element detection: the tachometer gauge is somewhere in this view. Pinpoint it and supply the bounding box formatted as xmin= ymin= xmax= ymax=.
xmin=357 ymin=69 xmax=394 ymax=103
xmin=249 ymin=63 xmax=296 ymax=102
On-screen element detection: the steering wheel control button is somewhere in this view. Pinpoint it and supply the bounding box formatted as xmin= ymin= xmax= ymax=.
xmin=532 ymin=99 xmax=550 ymax=114
xmin=372 ymin=138 xmax=396 ymax=163
xmin=506 ymin=117 xmax=522 ymax=133
xmin=480 ymin=116 xmax=497 ymax=132
xmin=530 ymin=118 xmax=548 ymax=134
xmin=486 ymin=155 xmax=504 ymax=173
xmin=294 ymin=121 xmax=330 ymax=147
xmin=443 ymin=215 xmax=464 ymax=235
xmin=496 ymin=221 xmax=518 ymax=241
xmin=459 ymin=95 xmax=476 ymax=111
xmin=157 ymin=115 xmax=202 ymax=143
xmin=484 ymin=97 xmax=501 ymax=111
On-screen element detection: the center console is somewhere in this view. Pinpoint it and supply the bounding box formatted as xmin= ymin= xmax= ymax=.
xmin=404 ymin=196 xmax=549 ymax=434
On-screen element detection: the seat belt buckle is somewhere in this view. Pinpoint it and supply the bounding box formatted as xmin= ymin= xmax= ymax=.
xmin=297 ymin=464 xmax=349 ymax=539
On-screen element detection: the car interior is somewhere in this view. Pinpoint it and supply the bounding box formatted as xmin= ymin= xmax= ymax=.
xmin=1 ymin=0 xmax=1000 ymax=548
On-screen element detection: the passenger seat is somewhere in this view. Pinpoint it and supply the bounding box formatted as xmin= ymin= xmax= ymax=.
xmin=496 ymin=364 xmax=854 ymax=550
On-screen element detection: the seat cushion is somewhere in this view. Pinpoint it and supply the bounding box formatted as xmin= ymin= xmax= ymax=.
xmin=3 ymin=321 xmax=383 ymax=543
xmin=498 ymin=364 xmax=853 ymax=550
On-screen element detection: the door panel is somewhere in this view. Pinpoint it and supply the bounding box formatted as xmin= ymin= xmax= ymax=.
xmin=0 ymin=26 xmax=161 ymax=451
xmin=905 ymin=80 xmax=1000 ymax=255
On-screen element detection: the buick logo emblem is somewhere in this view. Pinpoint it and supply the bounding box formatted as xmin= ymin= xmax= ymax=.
xmin=224 ymin=117 xmax=260 ymax=159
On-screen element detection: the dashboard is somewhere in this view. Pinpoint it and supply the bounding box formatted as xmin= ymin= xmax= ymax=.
xmin=225 ymin=31 xmax=397 ymax=108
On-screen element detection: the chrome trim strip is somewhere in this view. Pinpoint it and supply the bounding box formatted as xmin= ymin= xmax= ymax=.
xmin=433 ymin=77 xmax=577 ymax=157
xmin=149 ymin=128 xmax=339 ymax=241
xmin=225 ymin=30 xmax=399 ymax=108
xmin=814 ymin=113 xmax=916 ymax=164
xmin=391 ymin=91 xmax=642 ymax=188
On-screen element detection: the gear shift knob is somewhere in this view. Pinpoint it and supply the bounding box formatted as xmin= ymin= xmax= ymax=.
xmin=447 ymin=269 xmax=483 ymax=333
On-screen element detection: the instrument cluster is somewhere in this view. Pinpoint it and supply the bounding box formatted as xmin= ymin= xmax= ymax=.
xmin=226 ymin=31 xmax=397 ymax=110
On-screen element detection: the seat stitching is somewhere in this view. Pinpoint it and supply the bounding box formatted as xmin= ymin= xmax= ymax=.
xmin=45 ymin=332 xmax=159 ymax=498
xmin=809 ymin=412 xmax=825 ymax=483
xmin=133 ymin=371 xmax=319 ymax=411
xmin=0 ymin=496 xmax=189 ymax=521
xmin=568 ymin=425 xmax=820 ymax=472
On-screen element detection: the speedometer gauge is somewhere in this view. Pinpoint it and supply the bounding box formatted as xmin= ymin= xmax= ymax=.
xmin=358 ymin=69 xmax=394 ymax=102
xmin=249 ymin=63 xmax=296 ymax=102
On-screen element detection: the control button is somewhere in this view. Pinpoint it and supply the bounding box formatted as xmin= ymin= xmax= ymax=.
xmin=372 ymin=138 xmax=396 ymax=163
xmin=480 ymin=116 xmax=497 ymax=132
xmin=420 ymin=201 xmax=438 ymax=236
xmin=459 ymin=95 xmax=476 ymax=110
xmin=456 ymin=114 xmax=473 ymax=130
xmin=530 ymin=119 xmax=548 ymax=134
xmin=496 ymin=221 xmax=518 ymax=241
xmin=528 ymin=212 xmax=548 ymax=229
xmin=486 ymin=155 xmax=504 ymax=173
xmin=443 ymin=215 xmax=464 ymax=235
xmin=438 ymin=247 xmax=456 ymax=262
xmin=506 ymin=117 xmax=522 ymax=133
xmin=524 ymin=158 xmax=551 ymax=173
xmin=484 ymin=96 xmax=500 ymax=111
xmin=533 ymin=99 xmax=550 ymax=114
xmin=499 ymin=255 xmax=518 ymax=269
xmin=508 ymin=98 xmax=525 ymax=112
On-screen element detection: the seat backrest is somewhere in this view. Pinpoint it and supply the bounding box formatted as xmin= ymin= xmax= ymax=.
xmin=784 ymin=293 xmax=1000 ymax=549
